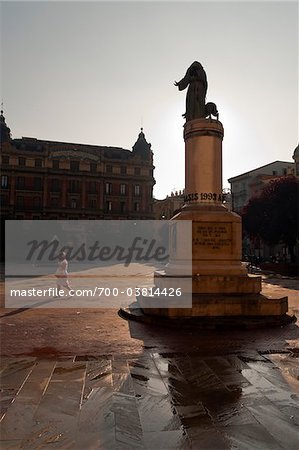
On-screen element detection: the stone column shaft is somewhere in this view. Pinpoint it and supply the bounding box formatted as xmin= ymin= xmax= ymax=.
xmin=184 ymin=119 xmax=224 ymax=204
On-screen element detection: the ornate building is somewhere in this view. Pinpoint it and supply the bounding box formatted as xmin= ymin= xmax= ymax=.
xmin=0 ymin=111 xmax=155 ymax=220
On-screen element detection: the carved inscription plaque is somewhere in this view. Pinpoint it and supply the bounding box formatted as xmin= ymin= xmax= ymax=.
xmin=193 ymin=222 xmax=232 ymax=253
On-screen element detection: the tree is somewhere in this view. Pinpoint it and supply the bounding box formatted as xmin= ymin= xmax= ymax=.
xmin=242 ymin=176 xmax=299 ymax=262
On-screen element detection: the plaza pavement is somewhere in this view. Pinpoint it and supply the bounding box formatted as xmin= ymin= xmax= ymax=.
xmin=0 ymin=268 xmax=298 ymax=449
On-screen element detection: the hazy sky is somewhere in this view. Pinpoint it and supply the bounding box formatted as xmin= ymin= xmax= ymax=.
xmin=1 ymin=1 xmax=298 ymax=199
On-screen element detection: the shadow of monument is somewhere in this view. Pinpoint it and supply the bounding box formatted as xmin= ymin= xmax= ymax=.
xmin=123 ymin=320 xmax=299 ymax=447
xmin=127 ymin=317 xmax=299 ymax=357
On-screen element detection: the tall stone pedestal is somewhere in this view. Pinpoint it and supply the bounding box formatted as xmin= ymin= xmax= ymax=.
xmin=121 ymin=118 xmax=290 ymax=325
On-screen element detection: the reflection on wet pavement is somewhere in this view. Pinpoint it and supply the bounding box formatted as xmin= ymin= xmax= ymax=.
xmin=0 ymin=352 xmax=298 ymax=449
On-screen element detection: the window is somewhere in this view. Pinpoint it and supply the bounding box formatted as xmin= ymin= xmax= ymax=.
xmin=35 ymin=159 xmax=42 ymax=168
xmin=90 ymin=163 xmax=97 ymax=173
xmin=70 ymin=161 xmax=80 ymax=172
xmin=2 ymin=156 xmax=9 ymax=165
xmin=0 ymin=195 xmax=8 ymax=206
xmin=272 ymin=170 xmax=277 ymax=175
xmin=105 ymin=182 xmax=112 ymax=194
xmin=134 ymin=167 xmax=140 ymax=176
xmin=120 ymin=201 xmax=125 ymax=213
xmin=283 ymin=168 xmax=287 ymax=175
xmin=69 ymin=180 xmax=80 ymax=193
xmin=1 ymin=175 xmax=8 ymax=188
xmin=16 ymin=196 xmax=24 ymax=207
xmin=134 ymin=202 xmax=140 ymax=212
xmin=134 ymin=185 xmax=140 ymax=196
xmin=16 ymin=177 xmax=25 ymax=189
xmin=121 ymin=166 xmax=127 ymax=175
xmin=33 ymin=197 xmax=41 ymax=208
xmin=19 ymin=157 xmax=26 ymax=166
xmin=52 ymin=160 xmax=60 ymax=169
xmin=120 ymin=184 xmax=126 ymax=195
xmin=34 ymin=177 xmax=42 ymax=191
xmin=89 ymin=181 xmax=96 ymax=193
xmin=51 ymin=179 xmax=60 ymax=192
xmin=106 ymin=201 xmax=112 ymax=212
xmin=71 ymin=199 xmax=77 ymax=209
xmin=88 ymin=198 xmax=96 ymax=209
xmin=106 ymin=165 xmax=112 ymax=173
xmin=50 ymin=197 xmax=59 ymax=207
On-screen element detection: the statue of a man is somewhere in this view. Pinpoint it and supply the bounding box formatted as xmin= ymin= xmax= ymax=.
xmin=175 ymin=61 xmax=208 ymax=122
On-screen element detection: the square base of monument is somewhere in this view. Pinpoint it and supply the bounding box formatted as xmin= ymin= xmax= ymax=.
xmin=154 ymin=270 xmax=261 ymax=294
xmin=139 ymin=293 xmax=288 ymax=318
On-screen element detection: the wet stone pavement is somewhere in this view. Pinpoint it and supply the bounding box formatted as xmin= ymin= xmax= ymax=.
xmin=0 ymin=351 xmax=299 ymax=449
xmin=1 ymin=273 xmax=299 ymax=449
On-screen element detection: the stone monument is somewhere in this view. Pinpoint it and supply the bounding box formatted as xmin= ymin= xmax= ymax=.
xmin=121 ymin=62 xmax=291 ymax=326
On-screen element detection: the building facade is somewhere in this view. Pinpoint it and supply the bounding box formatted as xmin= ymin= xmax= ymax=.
xmin=0 ymin=111 xmax=155 ymax=220
xmin=153 ymin=191 xmax=185 ymax=219
xmin=228 ymin=160 xmax=295 ymax=213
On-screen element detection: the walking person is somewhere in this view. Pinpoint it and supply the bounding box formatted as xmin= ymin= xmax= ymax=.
xmin=54 ymin=251 xmax=72 ymax=297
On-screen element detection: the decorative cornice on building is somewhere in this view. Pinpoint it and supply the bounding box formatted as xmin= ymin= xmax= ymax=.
xmin=13 ymin=138 xmax=135 ymax=160
xmin=47 ymin=150 xmax=100 ymax=161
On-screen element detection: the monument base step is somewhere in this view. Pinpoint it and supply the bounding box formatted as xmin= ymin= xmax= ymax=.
xmin=154 ymin=270 xmax=262 ymax=294
xmin=137 ymin=292 xmax=288 ymax=317
xmin=119 ymin=303 xmax=295 ymax=330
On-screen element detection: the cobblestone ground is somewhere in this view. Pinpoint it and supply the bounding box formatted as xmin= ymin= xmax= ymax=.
xmin=0 ymin=273 xmax=298 ymax=449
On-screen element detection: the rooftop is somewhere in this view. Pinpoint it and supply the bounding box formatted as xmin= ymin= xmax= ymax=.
xmin=228 ymin=160 xmax=293 ymax=182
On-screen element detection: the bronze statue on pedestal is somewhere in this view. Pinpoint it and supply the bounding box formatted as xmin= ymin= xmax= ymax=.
xmin=175 ymin=61 xmax=218 ymax=122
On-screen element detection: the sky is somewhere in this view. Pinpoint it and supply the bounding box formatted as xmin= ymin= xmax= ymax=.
xmin=1 ymin=1 xmax=298 ymax=199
